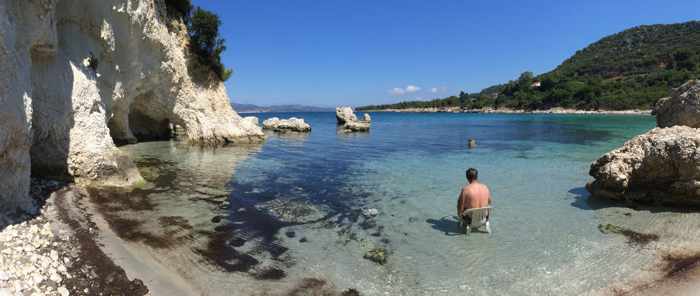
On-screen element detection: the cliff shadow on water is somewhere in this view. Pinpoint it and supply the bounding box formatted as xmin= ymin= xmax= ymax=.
xmin=82 ymin=136 xmax=394 ymax=287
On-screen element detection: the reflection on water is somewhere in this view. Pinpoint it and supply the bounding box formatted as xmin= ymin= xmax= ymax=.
xmin=264 ymin=130 xmax=310 ymax=143
xmin=92 ymin=113 xmax=700 ymax=295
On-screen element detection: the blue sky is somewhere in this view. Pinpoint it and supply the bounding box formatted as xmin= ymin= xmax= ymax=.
xmin=191 ymin=0 xmax=699 ymax=107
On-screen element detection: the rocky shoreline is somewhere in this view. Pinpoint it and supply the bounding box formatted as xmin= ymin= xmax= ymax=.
xmin=362 ymin=107 xmax=651 ymax=115
xmin=0 ymin=180 xmax=149 ymax=296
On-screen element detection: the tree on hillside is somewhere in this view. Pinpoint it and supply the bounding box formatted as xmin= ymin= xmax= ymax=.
xmin=459 ymin=91 xmax=468 ymax=109
xmin=518 ymin=71 xmax=534 ymax=86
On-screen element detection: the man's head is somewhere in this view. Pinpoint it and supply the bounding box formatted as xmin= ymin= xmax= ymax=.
xmin=466 ymin=168 xmax=478 ymax=183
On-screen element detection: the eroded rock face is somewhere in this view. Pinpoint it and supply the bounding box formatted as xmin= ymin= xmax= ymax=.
xmin=336 ymin=106 xmax=371 ymax=132
xmin=0 ymin=0 xmax=56 ymax=213
xmin=654 ymin=80 xmax=700 ymax=128
xmin=262 ymin=117 xmax=311 ymax=132
xmin=587 ymin=126 xmax=700 ymax=206
xmin=1 ymin=0 xmax=264 ymax=212
xmin=335 ymin=106 xmax=358 ymax=124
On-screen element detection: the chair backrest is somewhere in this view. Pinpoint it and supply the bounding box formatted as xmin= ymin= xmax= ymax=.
xmin=462 ymin=207 xmax=491 ymax=227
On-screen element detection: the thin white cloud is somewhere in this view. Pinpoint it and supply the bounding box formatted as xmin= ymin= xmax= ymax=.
xmin=389 ymin=85 xmax=421 ymax=96
xmin=389 ymin=87 xmax=406 ymax=96
xmin=430 ymin=86 xmax=447 ymax=93
xmin=405 ymin=85 xmax=421 ymax=93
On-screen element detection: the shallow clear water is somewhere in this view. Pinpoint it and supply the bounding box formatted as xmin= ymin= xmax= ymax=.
xmin=107 ymin=112 xmax=700 ymax=295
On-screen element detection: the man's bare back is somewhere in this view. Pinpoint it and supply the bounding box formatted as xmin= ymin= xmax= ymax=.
xmin=457 ymin=182 xmax=491 ymax=216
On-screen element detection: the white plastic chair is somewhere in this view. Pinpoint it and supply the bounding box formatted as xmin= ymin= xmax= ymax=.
xmin=460 ymin=207 xmax=492 ymax=235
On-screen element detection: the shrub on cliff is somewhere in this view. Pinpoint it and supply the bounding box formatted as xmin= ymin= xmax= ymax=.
xmin=164 ymin=1 xmax=232 ymax=82
xmin=188 ymin=7 xmax=232 ymax=81
xmin=165 ymin=0 xmax=192 ymax=19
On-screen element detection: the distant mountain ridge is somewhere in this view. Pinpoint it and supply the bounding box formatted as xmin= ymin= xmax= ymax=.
xmin=232 ymin=103 xmax=334 ymax=113
xmin=360 ymin=20 xmax=700 ymax=111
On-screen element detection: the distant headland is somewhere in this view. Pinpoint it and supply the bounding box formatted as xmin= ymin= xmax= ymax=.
xmin=232 ymin=103 xmax=334 ymax=113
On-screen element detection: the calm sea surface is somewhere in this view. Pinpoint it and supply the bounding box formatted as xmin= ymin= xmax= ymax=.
xmin=108 ymin=112 xmax=700 ymax=295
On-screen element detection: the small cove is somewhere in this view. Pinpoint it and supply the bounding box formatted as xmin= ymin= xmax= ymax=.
xmin=96 ymin=112 xmax=700 ymax=295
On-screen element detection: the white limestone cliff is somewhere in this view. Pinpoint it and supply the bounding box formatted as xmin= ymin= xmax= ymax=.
xmin=0 ymin=0 xmax=264 ymax=213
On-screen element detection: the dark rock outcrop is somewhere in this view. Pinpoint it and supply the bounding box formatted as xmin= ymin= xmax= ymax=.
xmin=654 ymin=80 xmax=700 ymax=128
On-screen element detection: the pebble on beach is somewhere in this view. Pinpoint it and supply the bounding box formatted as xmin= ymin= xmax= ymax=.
xmin=0 ymin=220 xmax=71 ymax=296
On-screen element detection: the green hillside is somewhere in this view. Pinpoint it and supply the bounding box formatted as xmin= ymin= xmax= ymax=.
xmin=360 ymin=21 xmax=700 ymax=111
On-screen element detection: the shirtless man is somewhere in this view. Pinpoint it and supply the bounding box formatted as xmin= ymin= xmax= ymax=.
xmin=457 ymin=168 xmax=491 ymax=223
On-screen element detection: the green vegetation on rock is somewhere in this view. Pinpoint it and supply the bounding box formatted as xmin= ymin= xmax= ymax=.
xmin=363 ymin=247 xmax=387 ymax=265
xmin=359 ymin=21 xmax=700 ymax=111
xmin=164 ymin=0 xmax=232 ymax=81
xmin=598 ymin=223 xmax=659 ymax=247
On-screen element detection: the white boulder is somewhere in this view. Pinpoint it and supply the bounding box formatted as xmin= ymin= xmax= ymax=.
xmin=587 ymin=126 xmax=700 ymax=206
xmin=262 ymin=117 xmax=311 ymax=132
xmin=336 ymin=106 xmax=371 ymax=132
xmin=336 ymin=106 xmax=358 ymax=124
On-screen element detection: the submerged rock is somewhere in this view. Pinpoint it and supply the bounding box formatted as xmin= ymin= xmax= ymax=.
xmin=587 ymin=126 xmax=700 ymax=206
xmin=361 ymin=208 xmax=379 ymax=217
xmin=262 ymin=117 xmax=311 ymax=132
xmin=598 ymin=223 xmax=659 ymax=246
xmin=363 ymin=248 xmax=387 ymax=265
xmin=654 ymin=80 xmax=700 ymax=128
xmin=256 ymin=199 xmax=327 ymax=224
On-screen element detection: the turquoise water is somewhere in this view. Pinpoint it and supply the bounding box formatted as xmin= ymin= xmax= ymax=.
xmin=109 ymin=112 xmax=700 ymax=295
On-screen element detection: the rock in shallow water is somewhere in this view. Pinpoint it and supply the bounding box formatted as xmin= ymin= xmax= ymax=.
xmin=587 ymin=126 xmax=700 ymax=206
xmin=256 ymin=199 xmax=327 ymax=224
xmin=343 ymin=120 xmax=370 ymax=132
xmin=361 ymin=208 xmax=379 ymax=217
xmin=336 ymin=106 xmax=358 ymax=124
xmin=262 ymin=117 xmax=311 ymax=132
xmin=335 ymin=106 xmax=371 ymax=132
xmin=364 ymin=248 xmax=387 ymax=265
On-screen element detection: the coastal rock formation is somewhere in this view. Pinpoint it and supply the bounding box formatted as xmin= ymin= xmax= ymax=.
xmin=0 ymin=0 xmax=264 ymax=213
xmin=587 ymin=126 xmax=700 ymax=206
xmin=262 ymin=117 xmax=311 ymax=132
xmin=336 ymin=106 xmax=371 ymax=132
xmin=653 ymin=80 xmax=700 ymax=128
xmin=336 ymin=106 xmax=358 ymax=124
xmin=343 ymin=120 xmax=371 ymax=132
